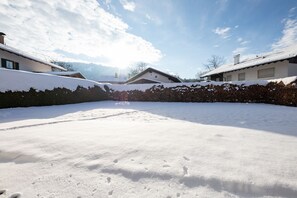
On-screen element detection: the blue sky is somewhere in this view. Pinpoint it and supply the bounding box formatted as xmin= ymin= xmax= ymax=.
xmin=100 ymin=0 xmax=297 ymax=77
xmin=1 ymin=0 xmax=297 ymax=78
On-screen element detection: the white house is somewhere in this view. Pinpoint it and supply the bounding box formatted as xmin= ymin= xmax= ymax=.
xmin=201 ymin=47 xmax=297 ymax=81
xmin=126 ymin=67 xmax=182 ymax=84
xmin=0 ymin=33 xmax=66 ymax=72
xmin=0 ymin=32 xmax=85 ymax=79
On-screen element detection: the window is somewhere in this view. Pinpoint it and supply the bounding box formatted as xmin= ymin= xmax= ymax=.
xmin=257 ymin=67 xmax=275 ymax=78
xmin=226 ymin=75 xmax=232 ymax=81
xmin=1 ymin=58 xmax=19 ymax=70
xmin=238 ymin=73 xmax=245 ymax=81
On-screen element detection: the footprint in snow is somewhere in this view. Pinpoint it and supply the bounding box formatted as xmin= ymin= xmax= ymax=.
xmin=108 ymin=190 xmax=113 ymax=196
xmin=107 ymin=177 xmax=111 ymax=183
xmin=0 ymin=189 xmax=6 ymax=195
xmin=9 ymin=192 xmax=22 ymax=198
xmin=163 ymin=164 xmax=171 ymax=168
xmin=183 ymin=156 xmax=190 ymax=161
xmin=113 ymin=159 xmax=118 ymax=163
xmin=183 ymin=166 xmax=189 ymax=176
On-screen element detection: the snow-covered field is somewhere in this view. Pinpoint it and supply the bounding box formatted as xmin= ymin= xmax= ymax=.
xmin=0 ymin=101 xmax=297 ymax=198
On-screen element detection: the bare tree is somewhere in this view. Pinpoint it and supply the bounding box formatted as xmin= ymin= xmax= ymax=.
xmin=195 ymin=70 xmax=207 ymax=79
xmin=203 ymin=55 xmax=225 ymax=71
xmin=128 ymin=62 xmax=148 ymax=78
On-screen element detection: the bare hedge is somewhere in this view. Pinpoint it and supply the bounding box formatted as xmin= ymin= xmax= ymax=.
xmin=0 ymin=86 xmax=108 ymax=108
xmin=1 ymin=80 xmax=296 ymax=108
xmin=109 ymin=81 xmax=297 ymax=107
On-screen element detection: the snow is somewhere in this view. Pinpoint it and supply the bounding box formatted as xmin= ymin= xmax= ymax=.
xmin=0 ymin=68 xmax=105 ymax=92
xmin=110 ymin=76 xmax=297 ymax=92
xmin=1 ymin=68 xmax=296 ymax=93
xmin=0 ymin=101 xmax=297 ymax=197
xmin=45 ymin=71 xmax=83 ymax=76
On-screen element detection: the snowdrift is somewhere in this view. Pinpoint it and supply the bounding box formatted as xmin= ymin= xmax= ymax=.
xmin=1 ymin=68 xmax=297 ymax=108
xmin=0 ymin=69 xmax=109 ymax=108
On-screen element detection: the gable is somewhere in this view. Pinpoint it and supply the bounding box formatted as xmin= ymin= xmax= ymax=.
xmin=126 ymin=67 xmax=181 ymax=84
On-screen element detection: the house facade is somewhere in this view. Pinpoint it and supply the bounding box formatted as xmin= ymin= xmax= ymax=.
xmin=0 ymin=32 xmax=66 ymax=73
xmin=126 ymin=67 xmax=182 ymax=84
xmin=202 ymin=48 xmax=297 ymax=81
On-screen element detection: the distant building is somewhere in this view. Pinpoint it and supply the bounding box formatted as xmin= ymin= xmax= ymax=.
xmin=201 ymin=48 xmax=297 ymax=81
xmin=0 ymin=33 xmax=85 ymax=79
xmin=97 ymin=74 xmax=126 ymax=84
xmin=126 ymin=67 xmax=182 ymax=84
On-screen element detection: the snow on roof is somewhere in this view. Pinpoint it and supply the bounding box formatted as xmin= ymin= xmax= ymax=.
xmin=0 ymin=68 xmax=104 ymax=92
xmin=0 ymin=43 xmax=66 ymax=71
xmin=46 ymin=71 xmax=82 ymax=76
xmin=97 ymin=75 xmax=127 ymax=83
xmin=46 ymin=71 xmax=86 ymax=79
xmin=126 ymin=67 xmax=182 ymax=84
xmin=202 ymin=46 xmax=297 ymax=77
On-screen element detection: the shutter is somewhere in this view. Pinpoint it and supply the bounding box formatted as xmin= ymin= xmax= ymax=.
xmin=238 ymin=73 xmax=245 ymax=81
xmin=1 ymin=58 xmax=6 ymax=68
xmin=14 ymin=62 xmax=19 ymax=70
xmin=258 ymin=68 xmax=275 ymax=78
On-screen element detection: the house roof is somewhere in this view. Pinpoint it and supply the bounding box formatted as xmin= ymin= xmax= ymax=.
xmin=0 ymin=43 xmax=66 ymax=71
xmin=201 ymin=46 xmax=297 ymax=77
xmin=126 ymin=67 xmax=182 ymax=84
xmin=97 ymin=75 xmax=127 ymax=83
xmin=46 ymin=71 xmax=86 ymax=79
xmin=128 ymin=78 xmax=162 ymax=84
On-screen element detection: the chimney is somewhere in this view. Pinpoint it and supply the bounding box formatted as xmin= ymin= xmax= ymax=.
xmin=234 ymin=54 xmax=240 ymax=65
xmin=0 ymin=32 xmax=6 ymax=44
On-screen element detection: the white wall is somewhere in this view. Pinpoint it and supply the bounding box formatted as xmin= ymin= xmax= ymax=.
xmin=133 ymin=71 xmax=174 ymax=83
xmin=0 ymin=49 xmax=53 ymax=72
xmin=223 ymin=61 xmax=289 ymax=81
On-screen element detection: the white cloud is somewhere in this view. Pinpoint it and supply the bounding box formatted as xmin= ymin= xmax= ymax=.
xmin=237 ymin=37 xmax=249 ymax=45
xmin=0 ymin=0 xmax=161 ymax=68
xmin=213 ymin=27 xmax=231 ymax=39
xmin=144 ymin=13 xmax=162 ymax=26
xmin=232 ymin=47 xmax=247 ymax=54
xmin=240 ymin=40 xmax=249 ymax=45
xmin=272 ymin=18 xmax=297 ymax=50
xmin=104 ymin=0 xmax=112 ymax=10
xmin=120 ymin=0 xmax=136 ymax=12
xmin=145 ymin=14 xmax=152 ymax=20
xmin=216 ymin=0 xmax=229 ymax=14
xmin=105 ymin=0 xmax=112 ymax=4
xmin=289 ymin=7 xmax=296 ymax=17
